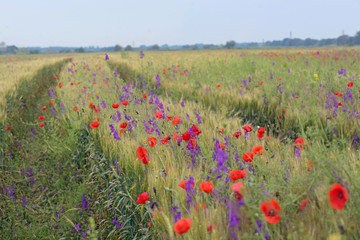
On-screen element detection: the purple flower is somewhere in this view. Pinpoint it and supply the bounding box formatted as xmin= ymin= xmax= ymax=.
xmin=105 ymin=54 xmax=109 ymax=60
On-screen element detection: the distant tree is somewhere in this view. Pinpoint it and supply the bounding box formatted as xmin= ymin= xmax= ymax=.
xmin=29 ymin=49 xmax=40 ymax=54
xmin=225 ymin=40 xmax=236 ymax=49
xmin=354 ymin=31 xmax=360 ymax=45
xmin=190 ymin=44 xmax=198 ymax=50
xmin=125 ymin=45 xmax=133 ymax=51
xmin=114 ymin=44 xmax=123 ymax=52
xmin=75 ymin=47 xmax=85 ymax=53
xmin=150 ymin=44 xmax=160 ymax=50
xmin=6 ymin=45 xmax=18 ymax=54
xmin=59 ymin=49 xmax=71 ymax=53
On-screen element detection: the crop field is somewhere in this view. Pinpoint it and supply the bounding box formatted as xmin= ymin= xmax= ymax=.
xmin=1 ymin=48 xmax=360 ymax=239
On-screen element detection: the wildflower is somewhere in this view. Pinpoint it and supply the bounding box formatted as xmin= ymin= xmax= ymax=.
xmin=172 ymin=116 xmax=180 ymax=126
xmin=121 ymin=100 xmax=128 ymax=106
xmin=90 ymin=121 xmax=100 ymax=129
xmin=143 ymin=93 xmax=147 ymax=98
xmin=136 ymin=192 xmax=149 ymax=204
xmin=252 ymin=146 xmax=263 ymax=155
xmin=329 ymin=183 xmax=348 ymax=210
xmin=347 ymin=82 xmax=354 ymax=88
xmin=161 ymin=136 xmax=171 ymax=144
xmin=73 ymin=106 xmax=78 ymax=112
xmin=260 ymin=199 xmax=281 ymax=224
xmin=217 ymin=84 xmax=220 ymax=87
xmin=105 ymin=53 xmax=109 ymax=60
xmin=38 ymin=116 xmax=45 ymax=121
xmin=294 ymin=137 xmax=305 ymax=150
xmin=147 ymin=137 xmax=157 ymax=148
xmin=233 ymin=131 xmax=242 ymax=138
xmin=242 ymin=125 xmax=252 ymax=132
xmin=219 ymin=128 xmax=224 ymax=134
xmin=242 ymin=152 xmax=254 ymax=162
xmin=166 ymin=116 xmax=172 ymax=121
xmin=49 ymin=101 xmax=54 ymax=105
xmin=314 ymin=74 xmax=318 ymax=80
xmin=299 ymin=199 xmax=307 ymax=211
xmin=174 ymin=218 xmax=192 ymax=235
xmin=192 ymin=125 xmax=202 ymax=135
xmin=229 ymin=169 xmax=247 ymax=181
xmin=58 ymin=82 xmax=62 ymax=88
xmin=231 ymin=181 xmax=246 ymax=200
xmin=199 ymin=181 xmax=214 ymax=193
xmin=155 ymin=111 xmax=163 ymax=119
xmin=7 ymin=126 xmax=11 ymax=131
xmin=39 ymin=123 xmax=44 ymax=127
xmin=120 ymin=122 xmax=127 ymax=129
xmin=42 ymin=106 xmax=46 ymax=110
xmin=137 ymin=146 xmax=150 ymax=165
xmin=207 ymin=225 xmax=215 ymax=233
xmin=112 ymin=103 xmax=120 ymax=108
xmin=179 ymin=180 xmax=195 ymax=189
xmin=257 ymin=127 xmax=265 ymax=139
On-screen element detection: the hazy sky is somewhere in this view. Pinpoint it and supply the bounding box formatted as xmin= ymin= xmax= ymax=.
xmin=1 ymin=0 xmax=359 ymax=47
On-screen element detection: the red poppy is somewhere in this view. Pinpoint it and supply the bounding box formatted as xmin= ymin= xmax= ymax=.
xmin=39 ymin=123 xmax=44 ymax=127
xmin=328 ymin=183 xmax=348 ymax=210
xmin=90 ymin=121 xmax=100 ymax=129
xmin=294 ymin=137 xmax=305 ymax=150
xmin=257 ymin=127 xmax=265 ymax=139
xmin=217 ymin=84 xmax=220 ymax=87
xmin=192 ymin=125 xmax=202 ymax=135
xmin=260 ymin=199 xmax=281 ymax=224
xmin=112 ymin=103 xmax=120 ymax=108
xmin=155 ymin=111 xmax=163 ymax=119
xmin=229 ymin=169 xmax=247 ymax=181
xmin=219 ymin=128 xmax=224 ymax=134
xmin=42 ymin=106 xmax=46 ymax=110
xmin=49 ymin=101 xmax=54 ymax=105
xmin=182 ymin=130 xmax=191 ymax=141
xmin=252 ymin=145 xmax=263 ymax=155
xmin=147 ymin=137 xmax=157 ymax=148
xmin=172 ymin=116 xmax=180 ymax=126
xmin=231 ymin=181 xmax=246 ymax=200
xmin=136 ymin=192 xmax=149 ymax=204
xmin=218 ymin=143 xmax=225 ymax=150
xmin=174 ymin=218 xmax=192 ymax=235
xmin=137 ymin=146 xmax=150 ymax=165
xmin=38 ymin=116 xmax=45 ymax=121
xmin=199 ymin=181 xmax=214 ymax=193
xmin=347 ymin=82 xmax=354 ymax=88
xmin=242 ymin=152 xmax=254 ymax=162
xmin=121 ymin=100 xmax=128 ymax=106
xmin=338 ymin=102 xmax=342 ymax=107
xmin=187 ymin=138 xmax=197 ymax=149
xmin=58 ymin=82 xmax=62 ymax=88
xmin=7 ymin=126 xmax=11 ymax=131
xmin=166 ymin=116 xmax=172 ymax=121
xmin=143 ymin=93 xmax=147 ymax=98
xmin=242 ymin=125 xmax=252 ymax=132
xmin=299 ymin=199 xmax=308 ymax=211
xmin=73 ymin=106 xmax=78 ymax=112
xmin=161 ymin=136 xmax=171 ymax=144
xmin=233 ymin=131 xmax=242 ymax=138
xmin=70 ymin=82 xmax=74 ymax=86
xmin=207 ymin=225 xmax=215 ymax=233
xmin=178 ymin=180 xmax=195 ymax=189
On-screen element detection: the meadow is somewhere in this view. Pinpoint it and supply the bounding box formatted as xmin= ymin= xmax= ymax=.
xmin=0 ymin=48 xmax=359 ymax=239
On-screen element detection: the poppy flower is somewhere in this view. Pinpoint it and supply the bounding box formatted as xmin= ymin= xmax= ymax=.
xmin=49 ymin=101 xmax=54 ymax=105
xmin=166 ymin=116 xmax=173 ymax=121
xmin=112 ymin=103 xmax=120 ymax=108
xmin=7 ymin=126 xmax=11 ymax=131
xmin=260 ymin=199 xmax=281 ymax=224
xmin=252 ymin=145 xmax=263 ymax=155
xmin=294 ymin=137 xmax=305 ymax=150
xmin=347 ymin=82 xmax=354 ymax=88
xmin=217 ymin=84 xmax=220 ymax=87
xmin=199 ymin=181 xmax=214 ymax=193
xmin=174 ymin=218 xmax=192 ymax=235
xmin=178 ymin=180 xmax=195 ymax=189
xmin=192 ymin=125 xmax=202 ymax=135
xmin=172 ymin=116 xmax=180 ymax=126
xmin=207 ymin=225 xmax=215 ymax=233
xmin=90 ymin=121 xmax=100 ymax=129
xmin=299 ymin=199 xmax=308 ymax=211
xmin=182 ymin=130 xmax=191 ymax=141
xmin=219 ymin=128 xmax=224 ymax=134
xmin=147 ymin=137 xmax=157 ymax=148
xmin=136 ymin=192 xmax=149 ymax=204
xmin=155 ymin=111 xmax=163 ymax=119
xmin=73 ymin=106 xmax=78 ymax=112
xmin=242 ymin=125 xmax=252 ymax=132
xmin=328 ymin=183 xmax=348 ymax=210
xmin=161 ymin=136 xmax=171 ymax=144
xmin=233 ymin=131 xmax=242 ymax=138
xmin=121 ymin=100 xmax=128 ymax=106
xmin=58 ymin=82 xmax=62 ymax=88
xmin=137 ymin=146 xmax=150 ymax=165
xmin=242 ymin=152 xmax=254 ymax=162
xmin=42 ymin=106 xmax=46 ymax=110
xmin=231 ymin=181 xmax=246 ymax=200
xmin=230 ymin=169 xmax=247 ymax=181
xmin=143 ymin=93 xmax=147 ymax=98
xmin=338 ymin=102 xmax=342 ymax=107
xmin=38 ymin=116 xmax=45 ymax=121
xmin=39 ymin=123 xmax=44 ymax=127
xmin=120 ymin=122 xmax=127 ymax=129
xmin=187 ymin=138 xmax=197 ymax=149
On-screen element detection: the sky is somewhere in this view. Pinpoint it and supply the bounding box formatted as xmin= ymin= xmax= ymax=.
xmin=0 ymin=0 xmax=359 ymax=47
